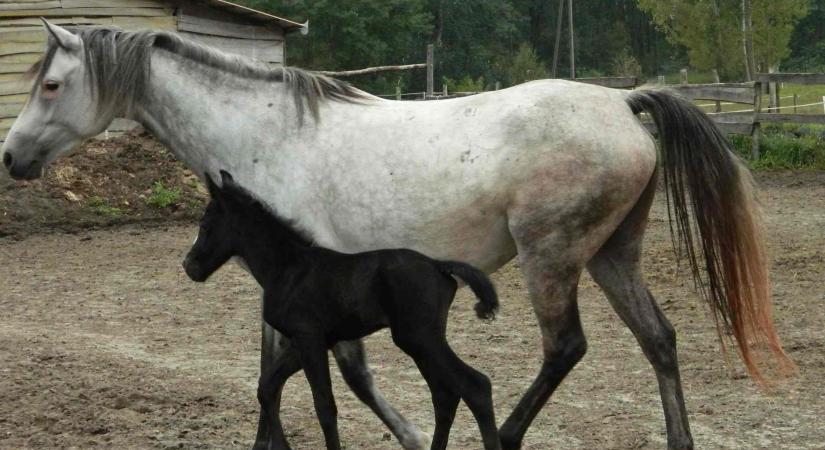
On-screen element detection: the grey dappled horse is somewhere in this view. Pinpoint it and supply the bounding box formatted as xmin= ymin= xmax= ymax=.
xmin=1 ymin=22 xmax=793 ymax=450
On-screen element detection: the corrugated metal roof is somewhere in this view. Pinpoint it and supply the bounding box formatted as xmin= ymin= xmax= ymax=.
xmin=199 ymin=0 xmax=307 ymax=33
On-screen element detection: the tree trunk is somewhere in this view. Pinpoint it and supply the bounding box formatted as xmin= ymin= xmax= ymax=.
xmin=741 ymin=0 xmax=756 ymax=81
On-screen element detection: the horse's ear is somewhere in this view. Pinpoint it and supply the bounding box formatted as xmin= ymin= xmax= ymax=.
xmin=41 ymin=18 xmax=81 ymax=52
xmin=219 ymin=170 xmax=234 ymax=185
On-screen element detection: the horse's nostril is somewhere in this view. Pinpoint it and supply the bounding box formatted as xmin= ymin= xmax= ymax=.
xmin=2 ymin=152 xmax=12 ymax=169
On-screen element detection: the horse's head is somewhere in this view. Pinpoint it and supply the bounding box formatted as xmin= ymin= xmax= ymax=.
xmin=1 ymin=20 xmax=112 ymax=180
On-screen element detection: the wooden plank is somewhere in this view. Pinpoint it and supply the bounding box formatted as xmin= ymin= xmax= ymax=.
xmin=712 ymin=112 xmax=754 ymax=124
xmin=0 ymin=1 xmax=60 ymax=11
xmin=669 ymin=83 xmax=756 ymax=104
xmin=0 ymin=27 xmax=47 ymax=43
xmin=757 ymin=113 xmax=825 ymax=124
xmin=0 ymin=93 xmax=28 ymax=103
xmin=61 ymin=0 xmax=168 ymax=8
xmin=0 ymin=7 xmax=172 ymax=17
xmin=0 ymin=63 xmax=32 ymax=73
xmin=179 ymin=13 xmax=282 ymax=40
xmin=0 ymin=73 xmax=32 ymax=95
xmin=181 ymin=32 xmax=283 ymax=63
xmin=756 ymin=73 xmax=825 ymax=85
xmin=0 ymin=52 xmax=42 ymax=63
xmin=1 ymin=117 xmax=15 ymax=128
xmin=0 ymin=101 xmax=23 ymax=118
xmin=571 ymin=76 xmax=638 ymax=89
xmin=0 ymin=16 xmax=112 ymax=26
xmin=112 ymin=15 xmax=176 ymax=30
xmin=713 ymin=121 xmax=753 ymax=135
xmin=0 ymin=42 xmax=44 ymax=56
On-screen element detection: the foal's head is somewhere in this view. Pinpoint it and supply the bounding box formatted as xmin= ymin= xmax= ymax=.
xmin=183 ymin=171 xmax=311 ymax=282
xmin=183 ymin=171 xmax=266 ymax=282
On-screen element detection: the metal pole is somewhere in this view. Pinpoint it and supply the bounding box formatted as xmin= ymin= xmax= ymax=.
xmin=551 ymin=0 xmax=564 ymax=78
xmin=568 ymin=0 xmax=575 ymax=78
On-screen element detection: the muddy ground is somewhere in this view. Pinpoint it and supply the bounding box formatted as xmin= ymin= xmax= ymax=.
xmin=0 ymin=172 xmax=824 ymax=449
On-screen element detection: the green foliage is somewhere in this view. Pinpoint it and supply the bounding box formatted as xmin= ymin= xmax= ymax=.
xmin=506 ymin=43 xmax=547 ymax=85
xmin=784 ymin=0 xmax=825 ymax=71
xmin=146 ymin=181 xmax=181 ymax=209
xmin=611 ymin=49 xmax=642 ymax=77
xmin=639 ymin=0 xmax=808 ymax=79
xmin=730 ymin=124 xmax=825 ymax=170
xmin=443 ymin=75 xmax=485 ymax=93
xmin=87 ymin=196 xmax=123 ymax=217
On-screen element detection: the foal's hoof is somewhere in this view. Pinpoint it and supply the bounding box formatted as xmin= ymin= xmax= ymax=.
xmin=399 ymin=430 xmax=431 ymax=450
xmin=251 ymin=439 xmax=292 ymax=450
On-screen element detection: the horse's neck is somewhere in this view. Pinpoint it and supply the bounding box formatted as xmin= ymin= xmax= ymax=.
xmin=132 ymin=51 xmax=294 ymax=177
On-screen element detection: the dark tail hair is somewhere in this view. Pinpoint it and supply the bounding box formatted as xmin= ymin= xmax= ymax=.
xmin=626 ymin=90 xmax=794 ymax=384
xmin=438 ymin=261 xmax=499 ymax=320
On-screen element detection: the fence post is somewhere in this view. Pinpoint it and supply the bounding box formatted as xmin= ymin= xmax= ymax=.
xmin=712 ymin=69 xmax=721 ymax=113
xmin=443 ymin=84 xmax=448 ymax=97
xmin=426 ymin=44 xmax=434 ymax=98
xmin=395 ymin=84 xmax=401 ymax=101
xmin=752 ymin=82 xmax=762 ymax=160
xmin=680 ymin=68 xmax=688 ymax=85
xmin=658 ymin=75 xmax=665 ymax=85
xmin=793 ymin=93 xmax=798 ymax=113
xmin=495 ymin=81 xmax=501 ymax=91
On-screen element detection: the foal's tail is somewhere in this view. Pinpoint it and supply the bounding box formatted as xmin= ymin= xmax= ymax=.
xmin=438 ymin=261 xmax=499 ymax=320
xmin=626 ymin=90 xmax=795 ymax=384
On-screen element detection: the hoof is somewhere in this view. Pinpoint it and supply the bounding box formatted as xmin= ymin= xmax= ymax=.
xmin=399 ymin=430 xmax=431 ymax=450
xmin=251 ymin=439 xmax=292 ymax=450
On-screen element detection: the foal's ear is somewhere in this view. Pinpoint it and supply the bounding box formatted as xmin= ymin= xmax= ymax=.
xmin=204 ymin=173 xmax=221 ymax=199
xmin=41 ymin=19 xmax=81 ymax=52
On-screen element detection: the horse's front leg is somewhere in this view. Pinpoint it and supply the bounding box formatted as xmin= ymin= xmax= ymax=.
xmin=333 ymin=340 xmax=431 ymax=450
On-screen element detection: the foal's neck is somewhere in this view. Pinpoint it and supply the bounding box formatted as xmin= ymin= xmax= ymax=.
xmin=233 ymin=211 xmax=312 ymax=287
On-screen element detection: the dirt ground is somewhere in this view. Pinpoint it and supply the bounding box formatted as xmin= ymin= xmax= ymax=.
xmin=1 ymin=172 xmax=824 ymax=450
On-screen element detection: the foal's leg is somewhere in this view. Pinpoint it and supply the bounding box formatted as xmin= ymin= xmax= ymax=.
xmin=586 ymin=176 xmax=694 ymax=450
xmin=254 ymin=321 xmax=295 ymax=450
xmin=393 ymin=327 xmax=499 ymax=450
xmin=258 ymin=343 xmax=302 ymax=449
xmin=498 ymin=250 xmax=586 ymax=450
xmin=333 ymin=340 xmax=430 ymax=449
xmin=295 ymin=337 xmax=341 ymax=450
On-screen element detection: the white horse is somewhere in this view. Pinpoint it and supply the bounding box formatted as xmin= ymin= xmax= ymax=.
xmin=1 ymin=22 xmax=793 ymax=450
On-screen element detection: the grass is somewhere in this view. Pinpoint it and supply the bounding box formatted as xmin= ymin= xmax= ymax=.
xmin=146 ymin=181 xmax=181 ymax=209
xmin=730 ymin=124 xmax=825 ymax=170
xmin=87 ymin=196 xmax=123 ymax=217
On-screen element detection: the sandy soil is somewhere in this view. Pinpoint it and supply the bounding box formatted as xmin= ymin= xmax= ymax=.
xmin=1 ymin=172 xmax=824 ymax=450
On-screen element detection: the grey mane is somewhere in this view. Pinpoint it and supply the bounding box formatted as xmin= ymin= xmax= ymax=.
xmin=29 ymin=27 xmax=371 ymax=122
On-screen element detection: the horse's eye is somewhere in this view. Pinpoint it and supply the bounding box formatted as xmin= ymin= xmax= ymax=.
xmin=43 ymin=80 xmax=61 ymax=92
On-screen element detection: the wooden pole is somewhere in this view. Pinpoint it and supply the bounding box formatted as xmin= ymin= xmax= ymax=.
xmin=567 ymin=0 xmax=575 ymax=78
xmin=712 ymin=69 xmax=722 ymax=112
xmin=752 ymin=82 xmax=762 ymax=160
xmin=680 ymin=68 xmax=688 ymax=85
xmin=426 ymin=44 xmax=434 ymax=98
xmin=793 ymin=93 xmax=798 ymax=113
xmin=551 ymin=0 xmax=564 ymax=78
xmin=318 ymin=63 xmax=427 ymax=77
xmin=495 ymin=81 xmax=501 ymax=90
xmin=396 ymin=84 xmax=401 ymax=101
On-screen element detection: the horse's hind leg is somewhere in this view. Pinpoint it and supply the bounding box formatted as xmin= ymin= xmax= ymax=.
xmin=498 ymin=254 xmax=585 ymax=450
xmin=586 ymin=174 xmax=694 ymax=450
xmin=254 ymin=322 xmax=295 ymax=450
xmin=332 ymin=340 xmax=431 ymax=449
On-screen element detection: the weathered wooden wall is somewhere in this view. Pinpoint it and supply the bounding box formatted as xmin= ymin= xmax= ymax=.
xmin=0 ymin=0 xmax=286 ymax=140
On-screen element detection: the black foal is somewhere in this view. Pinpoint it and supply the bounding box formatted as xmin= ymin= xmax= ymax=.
xmin=183 ymin=171 xmax=502 ymax=450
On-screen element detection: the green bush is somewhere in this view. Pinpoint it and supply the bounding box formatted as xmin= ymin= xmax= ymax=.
xmin=729 ymin=124 xmax=825 ymax=170
xmin=146 ymin=181 xmax=182 ymax=209
xmin=87 ymin=196 xmax=123 ymax=217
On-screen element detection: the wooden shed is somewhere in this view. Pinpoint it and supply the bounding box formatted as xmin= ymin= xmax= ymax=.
xmin=0 ymin=0 xmax=306 ymax=140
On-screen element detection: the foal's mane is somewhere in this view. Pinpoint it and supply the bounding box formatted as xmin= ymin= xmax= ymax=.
xmin=225 ymin=180 xmax=315 ymax=249
xmin=28 ymin=27 xmax=371 ymax=121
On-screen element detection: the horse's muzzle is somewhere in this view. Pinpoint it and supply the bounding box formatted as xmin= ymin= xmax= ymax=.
xmin=2 ymin=150 xmax=43 ymax=180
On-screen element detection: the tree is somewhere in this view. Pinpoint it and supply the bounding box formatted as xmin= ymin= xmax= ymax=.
xmin=507 ymin=43 xmax=548 ymax=85
xmin=639 ymin=0 xmax=809 ymax=79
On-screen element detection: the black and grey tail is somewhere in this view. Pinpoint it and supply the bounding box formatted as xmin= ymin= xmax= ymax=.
xmin=438 ymin=261 xmax=499 ymax=320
